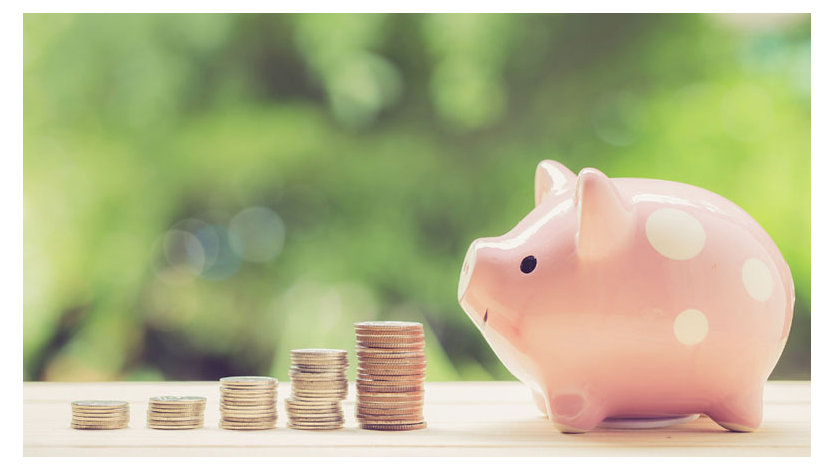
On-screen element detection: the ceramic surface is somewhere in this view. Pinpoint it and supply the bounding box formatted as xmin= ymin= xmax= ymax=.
xmin=457 ymin=160 xmax=794 ymax=433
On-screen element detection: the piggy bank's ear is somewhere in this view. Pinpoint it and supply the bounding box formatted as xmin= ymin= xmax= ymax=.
xmin=535 ymin=160 xmax=576 ymax=206
xmin=575 ymin=168 xmax=633 ymax=261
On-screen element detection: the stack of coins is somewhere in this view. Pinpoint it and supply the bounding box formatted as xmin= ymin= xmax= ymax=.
xmin=147 ymin=396 xmax=206 ymax=430
xmin=219 ymin=376 xmax=278 ymax=430
xmin=285 ymin=349 xmax=348 ymax=431
xmin=71 ymin=400 xmax=130 ymax=430
xmin=354 ymin=321 xmax=427 ymax=431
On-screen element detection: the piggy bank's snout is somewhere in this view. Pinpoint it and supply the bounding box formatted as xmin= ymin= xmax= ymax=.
xmin=459 ymin=238 xmax=498 ymax=303
xmin=458 ymin=241 xmax=478 ymax=302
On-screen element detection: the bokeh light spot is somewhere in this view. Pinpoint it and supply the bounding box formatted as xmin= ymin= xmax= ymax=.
xmin=229 ymin=206 xmax=286 ymax=263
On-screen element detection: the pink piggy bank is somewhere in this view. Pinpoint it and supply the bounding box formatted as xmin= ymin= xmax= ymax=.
xmin=457 ymin=160 xmax=793 ymax=433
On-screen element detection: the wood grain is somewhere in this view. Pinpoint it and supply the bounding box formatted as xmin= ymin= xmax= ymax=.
xmin=23 ymin=381 xmax=810 ymax=456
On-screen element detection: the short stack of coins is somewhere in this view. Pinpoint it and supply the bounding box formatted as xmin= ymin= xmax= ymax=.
xmin=71 ymin=400 xmax=130 ymax=430
xmin=354 ymin=321 xmax=427 ymax=431
xmin=285 ymin=349 xmax=348 ymax=430
xmin=219 ymin=376 xmax=278 ymax=430
xmin=147 ymin=396 xmax=206 ymax=430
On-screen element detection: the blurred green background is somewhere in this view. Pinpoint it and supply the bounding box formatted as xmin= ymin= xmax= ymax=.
xmin=23 ymin=13 xmax=810 ymax=382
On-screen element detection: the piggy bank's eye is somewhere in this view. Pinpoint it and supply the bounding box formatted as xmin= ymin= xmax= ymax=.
xmin=520 ymin=255 xmax=537 ymax=274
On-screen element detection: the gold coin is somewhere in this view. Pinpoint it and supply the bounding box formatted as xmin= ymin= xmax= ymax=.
xmin=360 ymin=421 xmax=427 ymax=431
xmin=354 ymin=328 xmax=424 ymax=336
xmin=220 ymin=400 xmax=276 ymax=406
xmin=148 ymin=410 xmax=202 ymax=416
xmin=357 ymin=382 xmax=423 ymax=392
xmin=220 ymin=413 xmax=278 ymax=420
xmin=291 ymin=356 xmax=347 ymax=363
xmin=358 ymin=416 xmax=425 ymax=425
xmin=220 ymin=405 xmax=277 ymax=411
xmin=220 ymin=397 xmax=277 ymax=403
xmin=288 ymin=415 xmax=344 ymax=423
xmin=288 ymin=423 xmax=343 ymax=431
xmin=355 ymin=329 xmax=425 ymax=337
xmin=290 ymin=366 xmax=346 ymax=373
xmin=220 ymin=386 xmax=277 ymax=392
xmin=358 ymin=357 xmax=427 ymax=365
xmin=220 ymin=423 xmax=276 ymax=430
xmin=72 ymin=424 xmax=128 ymax=430
xmin=357 ymin=368 xmax=423 ymax=376
xmin=148 ymin=424 xmax=203 ymax=430
xmin=354 ymin=321 xmax=423 ymax=329
xmin=148 ymin=418 xmax=204 ymax=423
xmin=285 ymin=402 xmax=341 ymax=409
xmin=356 ymin=403 xmax=424 ymax=412
xmin=147 ymin=413 xmax=202 ymax=420
xmin=149 ymin=396 xmax=206 ymax=404
xmin=358 ymin=354 xmax=427 ymax=362
xmin=73 ymin=410 xmax=129 ymax=416
xmin=220 ymin=392 xmax=277 ymax=398
xmin=355 ymin=335 xmax=425 ymax=345
xmin=356 ymin=358 xmax=425 ymax=366
xmin=220 ymin=403 xmax=276 ymax=411
xmin=357 ymin=395 xmax=424 ymax=404
xmin=285 ymin=400 xmax=341 ymax=408
xmin=291 ymin=377 xmax=347 ymax=386
xmin=289 ymin=371 xmax=347 ymax=379
xmin=357 ymin=372 xmax=425 ymax=380
xmin=356 ymin=412 xmax=423 ymax=421
xmin=220 ymin=419 xmax=278 ymax=426
xmin=287 ymin=397 xmax=344 ymax=405
xmin=71 ymin=407 xmax=130 ymax=414
xmin=290 ymin=394 xmax=346 ymax=402
xmin=291 ymin=348 xmax=347 ymax=355
xmin=220 ymin=385 xmax=277 ymax=392
xmin=220 ymin=376 xmax=277 ymax=385
xmin=149 ymin=402 xmax=205 ymax=408
xmin=220 ymin=402 xmax=277 ymax=409
xmin=358 ymin=370 xmax=425 ymax=377
xmin=356 ymin=376 xmax=423 ymax=384
xmin=220 ymin=375 xmax=277 ymax=383
xmin=357 ymin=343 xmax=424 ymax=351
xmin=147 ymin=414 xmax=205 ymax=421
xmin=71 ymin=420 xmax=129 ymax=427
xmin=356 ymin=404 xmax=423 ymax=413
xmin=71 ymin=420 xmax=129 ymax=426
xmin=291 ymin=388 xmax=347 ymax=396
xmin=71 ymin=400 xmax=128 ymax=408
xmin=220 ymin=413 xmax=275 ymax=420
xmin=358 ymin=371 xmax=426 ymax=379
xmin=220 ymin=395 xmax=277 ymax=402
xmin=71 ymin=411 xmax=128 ymax=417
xmin=355 ymin=407 xmax=423 ymax=421
xmin=357 ymin=350 xmax=426 ymax=359
xmin=287 ymin=413 xmax=345 ymax=422
xmin=148 ymin=407 xmax=202 ymax=412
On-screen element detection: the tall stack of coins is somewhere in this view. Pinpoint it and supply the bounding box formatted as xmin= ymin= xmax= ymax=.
xmin=147 ymin=396 xmax=206 ymax=430
xmin=354 ymin=321 xmax=427 ymax=431
xmin=71 ymin=400 xmax=130 ymax=430
xmin=219 ymin=376 xmax=278 ymax=430
xmin=285 ymin=349 xmax=348 ymax=431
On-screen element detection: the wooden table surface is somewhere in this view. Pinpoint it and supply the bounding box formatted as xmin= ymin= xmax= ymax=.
xmin=23 ymin=380 xmax=810 ymax=456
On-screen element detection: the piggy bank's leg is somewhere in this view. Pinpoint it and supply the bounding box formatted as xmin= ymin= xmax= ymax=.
xmin=707 ymin=386 xmax=764 ymax=432
xmin=545 ymin=391 xmax=606 ymax=433
xmin=531 ymin=389 xmax=548 ymax=417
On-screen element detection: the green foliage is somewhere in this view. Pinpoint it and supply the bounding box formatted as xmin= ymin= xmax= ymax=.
xmin=23 ymin=13 xmax=810 ymax=381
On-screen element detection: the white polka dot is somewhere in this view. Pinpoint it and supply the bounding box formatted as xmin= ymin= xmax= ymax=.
xmin=673 ymin=309 xmax=709 ymax=345
xmin=645 ymin=209 xmax=706 ymax=260
xmin=742 ymin=257 xmax=773 ymax=302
